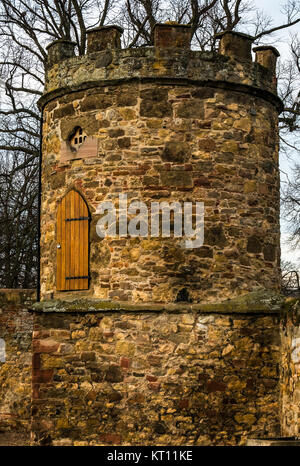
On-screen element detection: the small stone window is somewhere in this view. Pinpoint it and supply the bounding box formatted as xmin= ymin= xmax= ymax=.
xmin=69 ymin=127 xmax=87 ymax=152
xmin=60 ymin=123 xmax=98 ymax=162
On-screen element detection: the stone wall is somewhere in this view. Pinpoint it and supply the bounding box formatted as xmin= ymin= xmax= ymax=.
xmin=0 ymin=290 xmax=35 ymax=433
xmin=280 ymin=299 xmax=300 ymax=437
xmin=38 ymin=28 xmax=282 ymax=303
xmin=1 ymin=290 xmax=299 ymax=446
xmin=40 ymin=80 xmax=281 ymax=303
xmin=31 ymin=291 xmax=281 ymax=446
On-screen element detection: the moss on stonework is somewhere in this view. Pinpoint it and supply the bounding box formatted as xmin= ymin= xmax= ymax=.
xmin=31 ymin=289 xmax=284 ymax=314
xmin=193 ymin=289 xmax=285 ymax=314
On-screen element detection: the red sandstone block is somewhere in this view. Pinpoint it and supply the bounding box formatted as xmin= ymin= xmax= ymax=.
xmin=32 ymin=353 xmax=41 ymax=370
xmin=120 ymin=357 xmax=130 ymax=369
xmin=32 ymin=369 xmax=54 ymax=384
xmin=178 ymin=399 xmax=189 ymax=409
xmin=148 ymin=382 xmax=161 ymax=392
xmin=99 ymin=433 xmax=122 ymax=445
xmin=146 ymin=374 xmax=158 ymax=382
xmin=194 ymin=176 xmax=211 ymax=187
xmin=206 ymin=380 xmax=226 ymax=393
xmin=32 ymin=383 xmax=40 ymax=400
xmin=103 ymin=330 xmax=114 ymax=338
xmin=33 ymin=339 xmax=60 ymax=353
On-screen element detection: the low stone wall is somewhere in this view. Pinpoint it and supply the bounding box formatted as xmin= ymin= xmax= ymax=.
xmin=280 ymin=299 xmax=300 ymax=437
xmin=0 ymin=290 xmax=35 ymax=433
xmin=2 ymin=288 xmax=297 ymax=445
xmin=31 ymin=291 xmax=281 ymax=446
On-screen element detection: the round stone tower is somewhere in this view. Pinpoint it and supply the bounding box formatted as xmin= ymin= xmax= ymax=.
xmin=32 ymin=25 xmax=284 ymax=446
xmin=38 ymin=24 xmax=282 ymax=304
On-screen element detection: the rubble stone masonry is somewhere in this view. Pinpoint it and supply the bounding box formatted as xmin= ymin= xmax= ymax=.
xmin=280 ymin=299 xmax=300 ymax=437
xmin=31 ymin=291 xmax=281 ymax=446
xmin=0 ymin=290 xmax=35 ymax=433
xmin=39 ymin=29 xmax=282 ymax=303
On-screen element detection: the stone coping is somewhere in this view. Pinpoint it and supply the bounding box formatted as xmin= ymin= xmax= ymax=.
xmin=46 ymin=40 xmax=77 ymax=50
xmin=253 ymin=45 xmax=280 ymax=57
xmin=247 ymin=437 xmax=300 ymax=446
xmin=31 ymin=289 xmax=284 ymax=314
xmin=215 ymin=30 xmax=254 ymax=40
xmin=86 ymin=25 xmax=124 ymax=34
xmin=153 ymin=22 xmax=191 ymax=30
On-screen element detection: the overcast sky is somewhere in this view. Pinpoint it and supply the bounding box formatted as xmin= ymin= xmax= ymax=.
xmin=251 ymin=1 xmax=300 ymax=264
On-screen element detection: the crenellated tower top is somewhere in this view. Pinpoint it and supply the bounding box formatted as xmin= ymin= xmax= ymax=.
xmin=40 ymin=24 xmax=282 ymax=112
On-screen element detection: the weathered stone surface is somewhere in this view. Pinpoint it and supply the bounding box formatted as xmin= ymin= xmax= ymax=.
xmin=31 ymin=289 xmax=284 ymax=314
xmin=39 ymin=46 xmax=281 ymax=305
xmin=49 ymin=172 xmax=65 ymax=189
xmin=0 ymin=290 xmax=35 ymax=434
xmin=41 ymin=47 xmax=282 ymax=106
xmin=176 ymin=100 xmax=204 ymax=118
xmin=280 ymin=299 xmax=300 ymax=438
xmin=160 ymin=171 xmax=193 ymax=188
xmin=53 ymin=103 xmax=75 ymax=119
xmin=154 ymin=23 xmax=192 ymax=49
xmin=87 ymin=26 xmax=123 ymax=54
xmin=247 ymin=236 xmax=262 ymax=254
xmin=263 ymin=244 xmax=276 ymax=262
xmin=80 ymin=95 xmax=112 ymax=112
xmin=217 ymin=31 xmax=253 ymax=62
xmin=31 ymin=307 xmax=280 ymax=446
xmin=205 ymin=226 xmax=227 ymax=248
xmin=95 ymin=51 xmax=113 ymax=68
xmin=46 ymin=40 xmax=76 ymax=67
xmin=140 ymin=88 xmax=172 ymax=118
xmin=162 ymin=142 xmax=190 ymax=162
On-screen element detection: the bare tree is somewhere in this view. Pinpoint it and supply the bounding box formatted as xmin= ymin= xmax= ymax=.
xmin=281 ymin=259 xmax=300 ymax=295
xmin=0 ymin=149 xmax=38 ymax=288
xmin=280 ymin=31 xmax=300 ymax=257
xmin=0 ymin=0 xmax=119 ymax=288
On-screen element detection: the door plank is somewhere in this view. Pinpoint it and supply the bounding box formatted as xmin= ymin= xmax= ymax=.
xmin=56 ymin=190 xmax=89 ymax=291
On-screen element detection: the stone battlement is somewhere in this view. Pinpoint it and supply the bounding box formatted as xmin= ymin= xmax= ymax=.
xmin=40 ymin=25 xmax=282 ymax=112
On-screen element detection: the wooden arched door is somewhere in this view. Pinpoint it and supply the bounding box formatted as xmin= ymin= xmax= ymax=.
xmin=56 ymin=190 xmax=90 ymax=291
